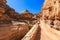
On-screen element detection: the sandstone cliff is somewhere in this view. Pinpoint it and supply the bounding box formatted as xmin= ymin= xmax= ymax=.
xmin=42 ymin=0 xmax=60 ymax=19
xmin=0 ymin=0 xmax=37 ymax=24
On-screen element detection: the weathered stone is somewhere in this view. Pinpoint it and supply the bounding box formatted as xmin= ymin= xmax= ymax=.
xmin=42 ymin=0 xmax=60 ymax=19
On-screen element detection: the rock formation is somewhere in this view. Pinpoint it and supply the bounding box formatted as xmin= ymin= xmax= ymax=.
xmin=0 ymin=0 xmax=30 ymax=40
xmin=0 ymin=0 xmax=37 ymax=24
xmin=19 ymin=10 xmax=35 ymax=21
xmin=0 ymin=0 xmax=18 ymax=21
xmin=42 ymin=0 xmax=60 ymax=19
xmin=0 ymin=22 xmax=29 ymax=40
xmin=40 ymin=0 xmax=60 ymax=30
xmin=34 ymin=12 xmax=42 ymax=18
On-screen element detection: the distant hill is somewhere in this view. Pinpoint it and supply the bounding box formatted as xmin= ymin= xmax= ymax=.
xmin=0 ymin=0 xmax=37 ymax=23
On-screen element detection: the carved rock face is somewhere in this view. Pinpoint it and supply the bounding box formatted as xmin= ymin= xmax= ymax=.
xmin=40 ymin=0 xmax=60 ymax=30
xmin=42 ymin=0 xmax=60 ymax=19
xmin=0 ymin=7 xmax=5 ymax=13
xmin=0 ymin=0 xmax=6 ymax=4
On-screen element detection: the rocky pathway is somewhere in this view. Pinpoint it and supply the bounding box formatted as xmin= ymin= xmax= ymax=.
xmin=34 ymin=24 xmax=41 ymax=40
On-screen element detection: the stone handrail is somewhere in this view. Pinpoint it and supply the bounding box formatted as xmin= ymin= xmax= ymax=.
xmin=21 ymin=23 xmax=39 ymax=40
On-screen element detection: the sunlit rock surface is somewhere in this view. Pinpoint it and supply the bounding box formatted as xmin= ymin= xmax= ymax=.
xmin=22 ymin=0 xmax=60 ymax=40
xmin=0 ymin=22 xmax=29 ymax=40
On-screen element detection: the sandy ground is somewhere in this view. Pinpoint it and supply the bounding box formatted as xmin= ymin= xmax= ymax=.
xmin=40 ymin=20 xmax=60 ymax=40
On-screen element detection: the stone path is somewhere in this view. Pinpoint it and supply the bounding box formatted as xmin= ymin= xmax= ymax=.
xmin=34 ymin=25 xmax=41 ymax=40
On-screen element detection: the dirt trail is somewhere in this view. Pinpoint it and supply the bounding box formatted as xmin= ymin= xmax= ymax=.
xmin=40 ymin=20 xmax=60 ymax=40
xmin=22 ymin=20 xmax=60 ymax=40
xmin=34 ymin=25 xmax=41 ymax=40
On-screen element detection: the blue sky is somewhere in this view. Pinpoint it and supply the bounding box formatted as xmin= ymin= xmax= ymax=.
xmin=7 ymin=0 xmax=44 ymax=14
